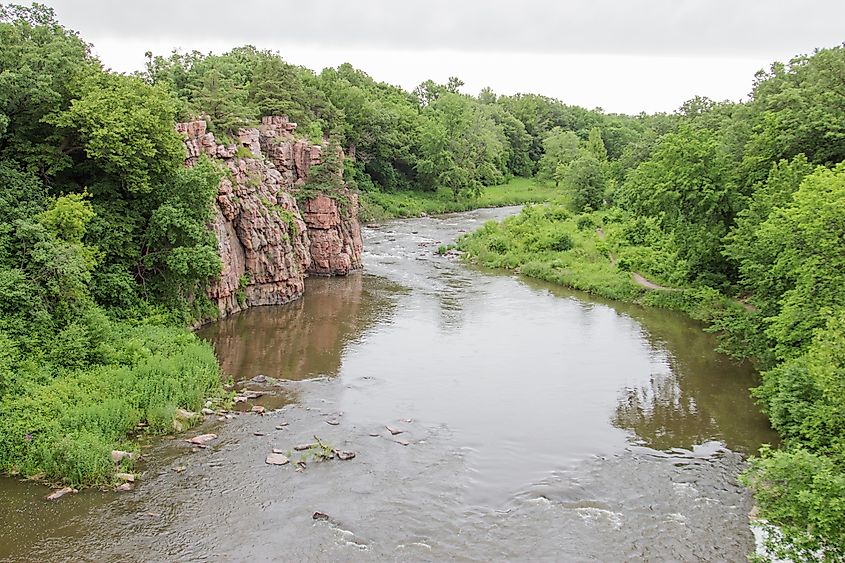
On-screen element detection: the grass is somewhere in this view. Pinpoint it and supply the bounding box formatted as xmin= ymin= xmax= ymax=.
xmin=457 ymin=203 xmax=747 ymax=324
xmin=0 ymin=323 xmax=223 ymax=487
xmin=358 ymin=177 xmax=562 ymax=221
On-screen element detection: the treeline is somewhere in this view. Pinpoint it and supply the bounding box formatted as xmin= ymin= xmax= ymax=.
xmin=143 ymin=45 xmax=655 ymax=199
xmin=460 ymin=44 xmax=845 ymax=559
xmin=0 ymin=3 xmax=651 ymax=484
xmin=0 ymin=4 xmax=223 ymax=485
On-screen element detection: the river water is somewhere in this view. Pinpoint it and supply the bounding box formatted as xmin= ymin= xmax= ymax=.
xmin=1 ymin=207 xmax=778 ymax=561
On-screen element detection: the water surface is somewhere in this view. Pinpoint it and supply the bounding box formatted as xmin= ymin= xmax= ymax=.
xmin=0 ymin=206 xmax=778 ymax=561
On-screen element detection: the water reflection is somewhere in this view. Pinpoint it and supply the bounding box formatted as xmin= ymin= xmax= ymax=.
xmin=516 ymin=276 xmax=779 ymax=454
xmin=197 ymin=274 xmax=401 ymax=381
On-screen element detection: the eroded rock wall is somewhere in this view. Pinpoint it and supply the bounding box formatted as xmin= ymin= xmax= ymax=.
xmin=177 ymin=116 xmax=363 ymax=320
xmin=303 ymin=194 xmax=363 ymax=276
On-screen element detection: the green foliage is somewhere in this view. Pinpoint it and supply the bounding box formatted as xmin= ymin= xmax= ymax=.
xmin=0 ymin=322 xmax=221 ymax=486
xmin=359 ymin=177 xmax=559 ymax=221
xmin=53 ymin=72 xmax=185 ymax=194
xmin=416 ymin=92 xmax=507 ymax=199
xmin=564 ymin=155 xmax=606 ymax=212
xmin=743 ymin=447 xmax=845 ymax=561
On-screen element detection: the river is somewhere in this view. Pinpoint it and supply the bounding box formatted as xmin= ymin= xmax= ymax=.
xmin=0 ymin=206 xmax=778 ymax=561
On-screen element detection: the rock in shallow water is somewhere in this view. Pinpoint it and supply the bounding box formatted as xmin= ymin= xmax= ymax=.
xmin=266 ymin=453 xmax=290 ymax=466
xmin=187 ymin=434 xmax=217 ymax=445
xmin=46 ymin=487 xmax=77 ymax=501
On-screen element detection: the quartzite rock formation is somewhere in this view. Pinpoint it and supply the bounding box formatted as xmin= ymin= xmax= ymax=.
xmin=176 ymin=116 xmax=363 ymax=319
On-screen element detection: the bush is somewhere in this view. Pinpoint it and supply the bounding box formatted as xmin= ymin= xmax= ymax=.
xmin=0 ymin=323 xmax=221 ymax=486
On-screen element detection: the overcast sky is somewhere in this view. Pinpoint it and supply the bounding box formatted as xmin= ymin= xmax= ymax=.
xmin=38 ymin=0 xmax=845 ymax=114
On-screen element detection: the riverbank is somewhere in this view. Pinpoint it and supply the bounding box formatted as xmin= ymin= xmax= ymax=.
xmin=359 ymin=177 xmax=560 ymax=221
xmin=0 ymin=322 xmax=224 ymax=488
xmin=457 ymin=203 xmax=748 ymax=332
xmin=1 ymin=207 xmax=775 ymax=561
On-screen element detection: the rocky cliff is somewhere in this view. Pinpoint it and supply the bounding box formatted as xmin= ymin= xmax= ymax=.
xmin=176 ymin=116 xmax=363 ymax=319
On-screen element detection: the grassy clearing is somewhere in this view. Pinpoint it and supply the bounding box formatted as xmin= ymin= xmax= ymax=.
xmin=359 ymin=177 xmax=561 ymax=221
xmin=0 ymin=323 xmax=223 ymax=487
xmin=457 ymin=203 xmax=747 ymax=324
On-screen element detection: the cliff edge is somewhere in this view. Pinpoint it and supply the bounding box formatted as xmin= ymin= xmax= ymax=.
xmin=176 ymin=116 xmax=363 ymax=319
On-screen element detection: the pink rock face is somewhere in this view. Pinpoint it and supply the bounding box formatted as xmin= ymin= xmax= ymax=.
xmin=303 ymin=193 xmax=363 ymax=276
xmin=176 ymin=117 xmax=363 ymax=320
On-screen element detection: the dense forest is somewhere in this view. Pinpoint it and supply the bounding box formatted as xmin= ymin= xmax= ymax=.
xmin=1 ymin=3 xmax=844 ymax=558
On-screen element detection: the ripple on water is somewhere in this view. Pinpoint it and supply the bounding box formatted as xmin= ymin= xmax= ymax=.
xmin=1 ymin=207 xmax=776 ymax=562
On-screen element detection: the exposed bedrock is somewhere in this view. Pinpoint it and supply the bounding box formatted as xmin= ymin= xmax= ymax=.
xmin=176 ymin=116 xmax=363 ymax=319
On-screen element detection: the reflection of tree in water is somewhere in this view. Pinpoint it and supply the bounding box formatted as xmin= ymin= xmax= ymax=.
xmin=615 ymin=372 xmax=718 ymax=451
xmin=513 ymin=274 xmax=778 ymax=454
xmin=198 ymin=274 xmax=401 ymax=381
xmin=609 ymin=305 xmax=779 ymax=454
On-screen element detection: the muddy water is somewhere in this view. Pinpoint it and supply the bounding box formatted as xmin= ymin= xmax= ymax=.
xmin=0 ymin=206 xmax=778 ymax=562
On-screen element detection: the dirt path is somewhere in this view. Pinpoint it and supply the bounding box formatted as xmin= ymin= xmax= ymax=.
xmin=631 ymin=272 xmax=679 ymax=291
xmin=595 ymin=228 xmax=678 ymax=292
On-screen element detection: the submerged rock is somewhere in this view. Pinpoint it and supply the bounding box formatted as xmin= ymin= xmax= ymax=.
xmin=46 ymin=487 xmax=77 ymax=501
xmin=312 ymin=511 xmax=330 ymax=521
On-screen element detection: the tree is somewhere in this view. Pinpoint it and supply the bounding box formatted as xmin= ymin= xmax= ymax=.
xmin=586 ymin=127 xmax=608 ymax=162
xmin=537 ymin=128 xmax=580 ymax=185
xmin=54 ymin=72 xmax=185 ymax=194
xmin=618 ymin=124 xmax=738 ymax=283
xmin=416 ymin=93 xmax=506 ymax=199
xmin=564 ymin=155 xmax=606 ymax=211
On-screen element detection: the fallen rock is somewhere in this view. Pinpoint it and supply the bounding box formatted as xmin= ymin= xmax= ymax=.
xmin=312 ymin=511 xmax=330 ymax=521
xmin=242 ymin=390 xmax=265 ymax=399
xmin=234 ymin=396 xmax=248 ymax=403
xmin=250 ymin=374 xmax=268 ymax=384
xmin=325 ymin=419 xmax=340 ymax=426
xmin=265 ymin=453 xmax=290 ymax=465
xmin=188 ymin=433 xmax=218 ymax=445
xmin=293 ymin=443 xmax=315 ymax=451
xmin=251 ymin=405 xmax=266 ymax=414
xmin=386 ymin=426 xmax=403 ymax=435
xmin=174 ymin=466 xmax=187 ymax=473
xmin=395 ymin=439 xmax=410 ymax=446
xmin=116 ymin=483 xmax=133 ymax=492
xmin=368 ymin=432 xmax=380 ymax=437
xmin=46 ymin=487 xmax=77 ymax=501
xmin=254 ymin=431 xmax=266 ymax=436
xmin=272 ymin=448 xmax=286 ymax=454
xmin=201 ymin=408 xmax=215 ymax=415
xmin=115 ymin=473 xmax=135 ymax=483
xmin=335 ymin=450 xmax=356 ymax=461
xmin=275 ymin=423 xmax=288 ymax=430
